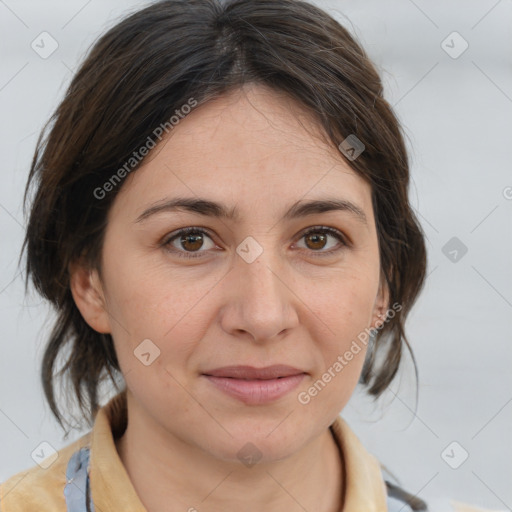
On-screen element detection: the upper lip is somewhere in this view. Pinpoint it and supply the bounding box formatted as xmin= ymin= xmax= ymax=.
xmin=203 ymin=365 xmax=306 ymax=380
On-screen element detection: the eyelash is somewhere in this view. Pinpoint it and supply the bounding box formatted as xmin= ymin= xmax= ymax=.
xmin=162 ymin=226 xmax=348 ymax=259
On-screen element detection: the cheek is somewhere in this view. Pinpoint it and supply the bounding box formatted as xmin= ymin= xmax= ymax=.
xmin=296 ymin=237 xmax=381 ymax=336
xmin=303 ymin=273 xmax=377 ymax=400
xmin=101 ymin=252 xmax=221 ymax=384
xmin=105 ymin=282 xmax=199 ymax=356
xmin=307 ymin=269 xmax=379 ymax=341
xmin=101 ymin=230 xmax=197 ymax=328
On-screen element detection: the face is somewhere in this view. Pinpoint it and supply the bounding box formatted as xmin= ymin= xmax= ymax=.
xmin=72 ymin=84 xmax=388 ymax=463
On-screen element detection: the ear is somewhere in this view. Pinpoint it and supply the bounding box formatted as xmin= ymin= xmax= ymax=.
xmin=370 ymin=273 xmax=390 ymax=331
xmin=69 ymin=261 xmax=111 ymax=334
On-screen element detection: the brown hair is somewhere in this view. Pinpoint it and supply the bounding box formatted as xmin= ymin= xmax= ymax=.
xmin=22 ymin=0 xmax=427 ymax=435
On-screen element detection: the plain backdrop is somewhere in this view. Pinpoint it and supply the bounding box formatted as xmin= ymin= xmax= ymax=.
xmin=1 ymin=1 xmax=511 ymax=510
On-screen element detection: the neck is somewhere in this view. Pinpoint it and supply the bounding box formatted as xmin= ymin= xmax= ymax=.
xmin=115 ymin=394 xmax=344 ymax=512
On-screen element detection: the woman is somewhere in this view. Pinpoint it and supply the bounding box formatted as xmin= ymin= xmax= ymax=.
xmin=1 ymin=0 xmax=432 ymax=510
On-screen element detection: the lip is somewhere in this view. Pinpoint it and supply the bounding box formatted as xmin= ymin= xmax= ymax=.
xmin=202 ymin=365 xmax=307 ymax=405
xmin=203 ymin=365 xmax=304 ymax=380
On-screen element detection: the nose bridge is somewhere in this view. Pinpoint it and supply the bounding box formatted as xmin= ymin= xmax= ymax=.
xmin=238 ymin=244 xmax=284 ymax=308
xmin=224 ymin=236 xmax=297 ymax=340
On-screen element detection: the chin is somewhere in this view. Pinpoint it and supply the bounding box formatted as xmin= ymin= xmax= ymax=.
xmin=202 ymin=417 xmax=309 ymax=465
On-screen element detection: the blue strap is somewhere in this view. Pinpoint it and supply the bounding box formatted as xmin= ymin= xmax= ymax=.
xmin=387 ymin=493 xmax=414 ymax=511
xmin=64 ymin=446 xmax=417 ymax=511
xmin=64 ymin=447 xmax=95 ymax=512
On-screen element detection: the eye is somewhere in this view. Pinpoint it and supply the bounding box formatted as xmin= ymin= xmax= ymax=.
xmin=294 ymin=226 xmax=347 ymax=256
xmin=162 ymin=225 xmax=348 ymax=260
xmin=162 ymin=227 xmax=216 ymax=258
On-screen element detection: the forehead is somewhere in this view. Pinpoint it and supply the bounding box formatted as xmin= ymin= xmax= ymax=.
xmin=111 ymin=84 xmax=373 ymax=222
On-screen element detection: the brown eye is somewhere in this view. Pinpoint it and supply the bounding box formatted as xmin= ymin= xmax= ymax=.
xmin=296 ymin=227 xmax=347 ymax=255
xmin=163 ymin=227 xmax=216 ymax=258
xmin=304 ymin=232 xmax=328 ymax=250
xmin=179 ymin=232 xmax=204 ymax=251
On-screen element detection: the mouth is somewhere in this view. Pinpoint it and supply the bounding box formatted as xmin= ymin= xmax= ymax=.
xmin=201 ymin=365 xmax=307 ymax=405
xmin=203 ymin=365 xmax=306 ymax=380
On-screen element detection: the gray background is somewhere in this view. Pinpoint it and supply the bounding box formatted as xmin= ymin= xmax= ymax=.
xmin=1 ymin=0 xmax=511 ymax=510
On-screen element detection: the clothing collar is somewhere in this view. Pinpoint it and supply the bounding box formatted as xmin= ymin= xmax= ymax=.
xmin=89 ymin=390 xmax=387 ymax=511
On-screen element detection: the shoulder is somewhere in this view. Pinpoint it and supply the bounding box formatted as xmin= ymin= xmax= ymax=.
xmin=0 ymin=433 xmax=90 ymax=512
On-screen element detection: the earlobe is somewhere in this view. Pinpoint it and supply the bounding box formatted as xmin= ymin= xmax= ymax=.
xmin=371 ymin=277 xmax=390 ymax=330
xmin=69 ymin=262 xmax=111 ymax=334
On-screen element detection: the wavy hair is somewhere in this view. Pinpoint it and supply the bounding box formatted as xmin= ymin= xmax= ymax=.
xmin=22 ymin=0 xmax=427 ymax=436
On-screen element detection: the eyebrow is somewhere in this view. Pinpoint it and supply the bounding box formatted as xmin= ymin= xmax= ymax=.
xmin=134 ymin=196 xmax=367 ymax=225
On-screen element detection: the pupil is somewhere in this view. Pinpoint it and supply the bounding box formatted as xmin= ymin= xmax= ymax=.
xmin=183 ymin=233 xmax=203 ymax=251
xmin=307 ymin=233 xmax=326 ymax=250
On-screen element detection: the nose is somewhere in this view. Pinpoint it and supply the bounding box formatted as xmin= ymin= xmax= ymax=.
xmin=218 ymin=246 xmax=299 ymax=343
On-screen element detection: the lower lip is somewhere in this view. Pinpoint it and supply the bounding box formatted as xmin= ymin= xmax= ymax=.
xmin=203 ymin=374 xmax=306 ymax=405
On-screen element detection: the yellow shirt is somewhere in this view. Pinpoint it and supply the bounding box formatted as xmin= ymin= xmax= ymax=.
xmin=0 ymin=390 xmax=394 ymax=511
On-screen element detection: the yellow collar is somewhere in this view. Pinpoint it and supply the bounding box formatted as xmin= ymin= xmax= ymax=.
xmin=89 ymin=390 xmax=387 ymax=511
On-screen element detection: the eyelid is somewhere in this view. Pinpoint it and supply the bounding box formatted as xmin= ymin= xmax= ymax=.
xmin=294 ymin=225 xmax=349 ymax=255
xmin=161 ymin=226 xmax=218 ymax=258
xmin=298 ymin=225 xmax=346 ymax=240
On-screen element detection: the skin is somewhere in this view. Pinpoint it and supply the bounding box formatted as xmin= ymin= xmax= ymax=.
xmin=70 ymin=83 xmax=389 ymax=512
